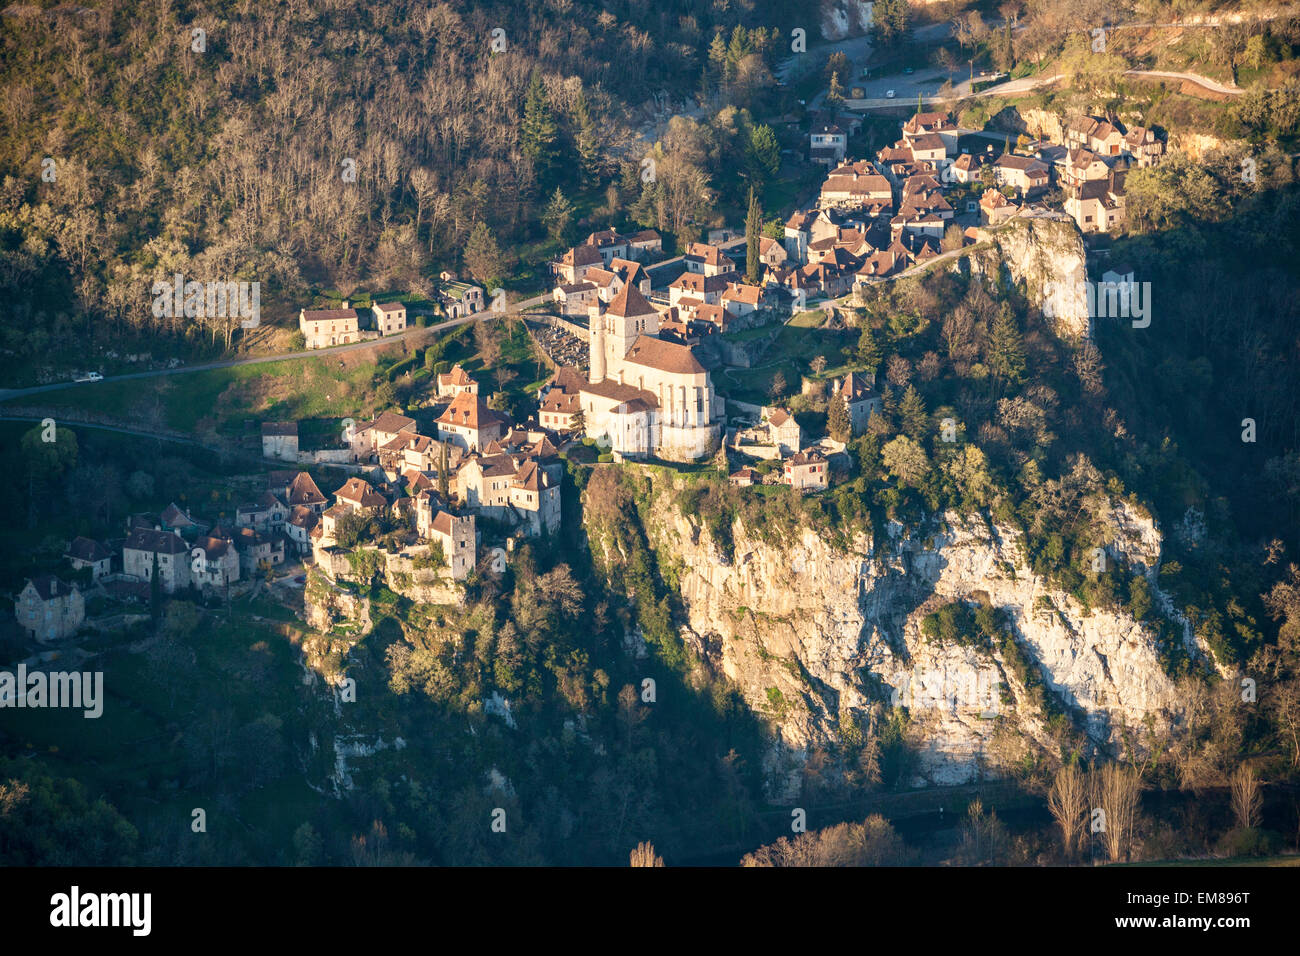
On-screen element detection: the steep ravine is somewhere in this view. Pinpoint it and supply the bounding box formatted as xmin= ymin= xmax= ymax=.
xmin=631 ymin=481 xmax=1193 ymax=802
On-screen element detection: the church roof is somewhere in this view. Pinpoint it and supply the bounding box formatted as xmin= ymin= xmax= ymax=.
xmin=623 ymin=335 xmax=706 ymax=375
xmin=606 ymin=282 xmax=657 ymax=319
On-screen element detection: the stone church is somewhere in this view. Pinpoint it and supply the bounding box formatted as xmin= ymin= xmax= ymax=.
xmin=543 ymin=283 xmax=721 ymax=461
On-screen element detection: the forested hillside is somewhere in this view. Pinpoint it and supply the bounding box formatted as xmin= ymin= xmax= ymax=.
xmin=0 ymin=0 xmax=791 ymax=377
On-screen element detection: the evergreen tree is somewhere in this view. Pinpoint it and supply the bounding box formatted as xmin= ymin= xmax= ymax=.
xmin=873 ymin=0 xmax=910 ymax=47
xmin=463 ymin=221 xmax=504 ymax=283
xmin=521 ymin=71 xmax=560 ymax=186
xmin=438 ymin=442 xmax=449 ymax=501
xmin=989 ymin=305 xmax=1026 ymax=385
xmin=543 ymin=187 xmax=575 ymax=243
xmin=746 ymin=123 xmax=781 ymax=183
xmin=707 ymin=34 xmax=729 ymax=91
xmin=826 ymin=71 xmax=846 ymax=111
xmin=900 ymin=384 xmax=929 ymax=441
xmin=857 ymin=324 xmax=881 ymax=374
xmin=727 ymin=25 xmax=752 ymax=70
xmin=828 ymin=393 xmax=852 ymax=442
xmin=572 ymin=89 xmax=601 ymax=179
xmin=745 ymin=187 xmax=763 ymax=284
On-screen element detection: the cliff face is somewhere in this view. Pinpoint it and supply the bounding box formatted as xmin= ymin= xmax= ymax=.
xmin=977 ymin=216 xmax=1091 ymax=341
xmin=630 ymin=481 xmax=1188 ymax=801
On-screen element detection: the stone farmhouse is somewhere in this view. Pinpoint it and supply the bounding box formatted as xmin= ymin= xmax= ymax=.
xmin=300 ymin=305 xmax=359 ymax=349
xmin=15 ymin=575 xmax=85 ymax=642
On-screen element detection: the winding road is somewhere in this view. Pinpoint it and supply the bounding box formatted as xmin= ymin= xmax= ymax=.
xmin=0 ymin=294 xmax=550 ymax=403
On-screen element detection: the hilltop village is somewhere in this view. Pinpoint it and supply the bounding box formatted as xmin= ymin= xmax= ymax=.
xmin=12 ymin=102 xmax=1169 ymax=643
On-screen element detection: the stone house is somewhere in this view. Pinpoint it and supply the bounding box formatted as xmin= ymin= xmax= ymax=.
xmin=261 ymin=422 xmax=299 ymax=462
xmin=123 ymin=528 xmax=192 ymax=593
xmin=784 ymin=449 xmax=829 ymax=492
xmin=300 ymin=306 xmax=359 ymax=349
xmin=191 ymin=534 xmax=240 ymax=588
xmin=15 ymin=576 xmax=84 ymax=642
xmin=766 ymin=408 xmax=802 ymax=456
xmin=436 ymin=391 xmax=508 ymax=452
xmin=414 ymin=494 xmax=477 ymax=580
xmin=65 ymin=536 xmax=113 ymax=581
xmin=372 ymin=301 xmax=407 ymax=335
xmin=436 ymin=364 xmax=479 ymax=399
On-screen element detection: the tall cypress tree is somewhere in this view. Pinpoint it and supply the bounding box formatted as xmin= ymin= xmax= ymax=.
xmin=745 ymin=187 xmax=763 ymax=284
xmin=438 ymin=442 xmax=449 ymax=502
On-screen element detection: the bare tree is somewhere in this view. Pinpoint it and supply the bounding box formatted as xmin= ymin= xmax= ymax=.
xmin=1230 ymin=764 xmax=1263 ymax=831
xmin=629 ymin=841 xmax=665 ymax=866
xmin=1092 ymin=764 xmax=1142 ymax=863
xmin=1047 ymin=762 xmax=1089 ymax=860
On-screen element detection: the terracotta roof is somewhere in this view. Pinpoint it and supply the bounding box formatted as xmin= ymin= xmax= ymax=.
xmin=67 ymin=536 xmax=112 ymax=563
xmin=788 ymin=449 xmax=827 ymax=466
xmin=606 ymin=282 xmax=658 ymax=319
xmin=996 ymin=154 xmax=1049 ymax=175
xmin=438 ymin=364 xmax=475 ymax=387
xmin=684 ymin=243 xmax=734 ymax=267
xmin=301 ymin=308 xmax=358 ymax=322
xmin=585 ymin=267 xmax=617 ymax=288
xmin=287 ymin=472 xmax=326 ymax=506
xmin=722 ymin=283 xmax=764 ymax=306
xmin=125 ymin=529 xmax=189 ymax=555
xmin=288 ymin=505 xmax=320 ymax=531
xmin=335 ymin=477 xmax=388 ymax=509
xmin=160 ymin=502 xmax=195 ymax=526
xmin=359 ymin=410 xmax=417 ymax=435
xmin=193 ymin=535 xmax=232 ymax=560
xmin=429 ymin=510 xmax=456 ymax=537
xmin=373 ymin=301 xmax=404 ymax=313
xmin=909 ymin=133 xmax=946 ymax=152
xmin=562 ymin=244 xmax=603 ymax=267
xmin=623 ymin=335 xmax=706 ymax=375
xmin=511 ymin=459 xmax=545 ymax=492
xmin=768 ymin=409 xmax=792 ymax=427
xmin=27 ymin=575 xmax=76 ymax=601
xmin=436 ymin=390 xmax=507 ymax=431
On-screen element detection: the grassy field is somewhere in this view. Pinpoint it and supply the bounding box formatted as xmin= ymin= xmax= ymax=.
xmin=2 ymin=347 xmax=407 ymax=437
xmin=1 ymin=313 xmax=550 ymax=440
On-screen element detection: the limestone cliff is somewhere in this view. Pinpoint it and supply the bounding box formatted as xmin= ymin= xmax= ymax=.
xmin=617 ymin=478 xmax=1192 ymax=802
xmin=976 ymin=216 xmax=1091 ymax=340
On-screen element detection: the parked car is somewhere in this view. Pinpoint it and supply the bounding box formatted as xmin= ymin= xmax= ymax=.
xmin=885 ymin=89 xmax=896 ymax=98
xmin=74 ymin=372 xmax=103 ymax=383
xmin=903 ymin=67 xmax=914 ymax=75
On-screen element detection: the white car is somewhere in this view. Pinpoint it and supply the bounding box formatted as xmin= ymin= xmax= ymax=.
xmin=74 ymin=372 xmax=103 ymax=383
xmin=885 ymin=89 xmax=896 ymax=98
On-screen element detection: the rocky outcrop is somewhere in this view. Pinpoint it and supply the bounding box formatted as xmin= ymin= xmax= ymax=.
xmin=818 ymin=0 xmax=876 ymax=39
xmin=625 ymin=480 xmax=1190 ymax=801
xmin=983 ymin=216 xmax=1091 ymax=340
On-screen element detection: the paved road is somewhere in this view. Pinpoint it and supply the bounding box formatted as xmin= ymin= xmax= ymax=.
xmin=846 ymin=65 xmax=1240 ymax=111
xmin=0 ymin=294 xmax=549 ymax=402
xmin=1123 ymin=69 xmax=1242 ymax=94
